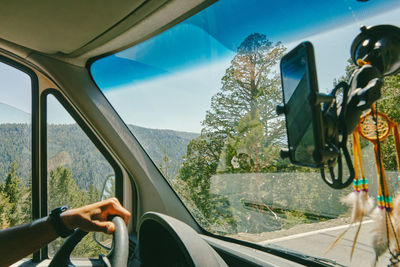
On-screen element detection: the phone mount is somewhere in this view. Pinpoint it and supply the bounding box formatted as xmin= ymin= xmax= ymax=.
xmin=311 ymin=81 xmax=355 ymax=189
xmin=351 ymin=25 xmax=400 ymax=76
xmin=278 ymin=24 xmax=400 ymax=189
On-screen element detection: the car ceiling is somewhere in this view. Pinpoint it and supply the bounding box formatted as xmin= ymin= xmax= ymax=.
xmin=0 ymin=0 xmax=212 ymax=66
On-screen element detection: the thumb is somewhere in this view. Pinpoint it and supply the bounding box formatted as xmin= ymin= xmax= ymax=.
xmin=91 ymin=220 xmax=116 ymax=234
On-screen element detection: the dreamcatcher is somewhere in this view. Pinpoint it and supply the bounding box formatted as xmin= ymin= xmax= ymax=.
xmin=327 ymin=104 xmax=400 ymax=263
xmin=360 ymin=105 xmax=400 ymax=265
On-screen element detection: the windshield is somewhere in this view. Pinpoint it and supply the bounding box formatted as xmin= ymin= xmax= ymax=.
xmin=91 ymin=1 xmax=400 ymax=265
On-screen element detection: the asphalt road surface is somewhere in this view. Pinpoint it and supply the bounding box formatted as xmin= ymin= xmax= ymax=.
xmin=259 ymin=220 xmax=393 ymax=267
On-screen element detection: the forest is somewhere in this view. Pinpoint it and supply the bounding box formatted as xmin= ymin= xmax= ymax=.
xmin=0 ymin=123 xmax=195 ymax=257
xmin=0 ymin=123 xmax=196 ymax=189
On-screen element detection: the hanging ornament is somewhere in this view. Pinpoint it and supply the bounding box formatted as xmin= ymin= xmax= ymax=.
xmin=326 ymin=104 xmax=400 ymax=263
xmin=325 ymin=127 xmax=373 ymax=259
xmin=358 ymin=104 xmax=400 ymax=264
xmin=358 ymin=106 xmax=393 ymax=210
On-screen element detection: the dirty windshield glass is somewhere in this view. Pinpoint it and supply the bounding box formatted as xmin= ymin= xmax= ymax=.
xmin=91 ymin=1 xmax=400 ymax=266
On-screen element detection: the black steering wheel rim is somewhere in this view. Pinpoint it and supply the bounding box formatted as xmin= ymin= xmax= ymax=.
xmin=49 ymin=216 xmax=128 ymax=267
xmin=108 ymin=216 xmax=129 ymax=266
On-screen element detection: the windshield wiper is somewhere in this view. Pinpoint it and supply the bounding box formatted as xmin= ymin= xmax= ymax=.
xmin=264 ymin=243 xmax=346 ymax=267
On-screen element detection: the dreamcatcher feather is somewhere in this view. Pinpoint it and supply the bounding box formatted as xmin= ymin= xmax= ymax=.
xmin=365 ymin=106 xmax=400 ymax=265
xmin=325 ymin=129 xmax=373 ymax=259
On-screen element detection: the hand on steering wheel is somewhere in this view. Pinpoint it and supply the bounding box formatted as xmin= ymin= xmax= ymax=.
xmin=49 ymin=216 xmax=129 ymax=267
xmin=49 ymin=198 xmax=130 ymax=267
xmin=61 ymin=198 xmax=131 ymax=234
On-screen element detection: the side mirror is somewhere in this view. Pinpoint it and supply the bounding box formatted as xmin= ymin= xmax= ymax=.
xmin=93 ymin=174 xmax=115 ymax=250
xmin=100 ymin=174 xmax=116 ymax=201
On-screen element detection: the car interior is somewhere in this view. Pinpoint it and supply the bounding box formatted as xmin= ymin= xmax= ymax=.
xmin=1 ymin=0 xmax=400 ymax=266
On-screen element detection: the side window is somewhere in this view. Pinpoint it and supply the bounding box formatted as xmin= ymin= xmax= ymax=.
xmin=46 ymin=93 xmax=115 ymax=257
xmin=0 ymin=61 xmax=32 ymax=228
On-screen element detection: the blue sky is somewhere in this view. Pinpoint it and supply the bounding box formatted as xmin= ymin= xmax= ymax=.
xmin=92 ymin=0 xmax=399 ymax=86
xmin=92 ymin=0 xmax=399 ymax=88
xmin=90 ymin=0 xmax=400 ymax=133
xmin=1 ymin=0 xmax=400 ymax=130
xmin=0 ymin=61 xmax=77 ymax=125
xmin=0 ymin=63 xmax=31 ymax=123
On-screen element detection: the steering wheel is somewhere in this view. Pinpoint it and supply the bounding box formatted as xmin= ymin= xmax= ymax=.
xmin=49 ymin=216 xmax=129 ymax=267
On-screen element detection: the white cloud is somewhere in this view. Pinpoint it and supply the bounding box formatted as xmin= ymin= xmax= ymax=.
xmin=105 ymin=55 xmax=234 ymax=133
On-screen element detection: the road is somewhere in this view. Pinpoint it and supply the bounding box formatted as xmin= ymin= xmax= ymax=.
xmin=258 ymin=220 xmax=392 ymax=267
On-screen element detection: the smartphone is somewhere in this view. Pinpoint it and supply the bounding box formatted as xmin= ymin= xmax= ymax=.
xmin=280 ymin=41 xmax=324 ymax=167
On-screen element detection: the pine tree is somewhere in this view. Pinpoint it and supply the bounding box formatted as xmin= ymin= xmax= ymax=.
xmin=178 ymin=133 xmax=226 ymax=225
xmin=48 ymin=166 xmax=105 ymax=257
xmin=3 ymin=162 xmax=21 ymax=204
xmin=203 ymin=33 xmax=285 ymax=141
xmin=48 ymin=166 xmax=87 ymax=210
xmin=175 ymin=33 xmax=287 ymax=232
xmin=0 ymin=190 xmax=11 ymax=228
xmin=0 ymin=162 xmax=31 ymax=226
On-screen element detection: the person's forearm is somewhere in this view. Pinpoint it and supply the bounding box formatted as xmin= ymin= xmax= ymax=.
xmin=0 ymin=216 xmax=58 ymax=266
xmin=0 ymin=198 xmax=130 ymax=267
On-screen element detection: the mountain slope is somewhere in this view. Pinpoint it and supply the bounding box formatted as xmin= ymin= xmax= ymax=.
xmin=128 ymin=124 xmax=199 ymax=177
xmin=0 ymin=123 xmax=198 ymax=189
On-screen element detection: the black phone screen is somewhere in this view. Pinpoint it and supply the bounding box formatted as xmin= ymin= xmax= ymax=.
xmin=280 ymin=42 xmax=318 ymax=166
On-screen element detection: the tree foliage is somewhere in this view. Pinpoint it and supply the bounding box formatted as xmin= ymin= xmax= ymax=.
xmin=174 ymin=33 xmax=292 ymax=233
xmin=202 ymin=33 xmax=285 ymax=140
xmin=0 ymin=162 xmax=30 ymax=227
xmin=376 ymin=73 xmax=400 ymax=170
xmin=0 ymin=123 xmax=195 ymax=189
xmin=48 ymin=166 xmax=87 ymax=210
xmin=0 ymin=163 xmax=107 ymax=257
xmin=47 ymin=166 xmax=107 ymax=257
